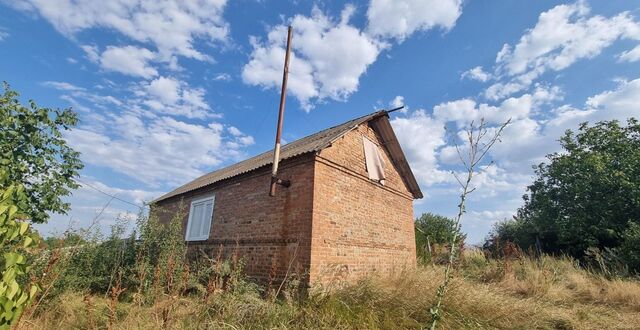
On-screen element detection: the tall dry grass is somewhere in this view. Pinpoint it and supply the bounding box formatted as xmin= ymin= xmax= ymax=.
xmin=19 ymin=249 xmax=640 ymax=330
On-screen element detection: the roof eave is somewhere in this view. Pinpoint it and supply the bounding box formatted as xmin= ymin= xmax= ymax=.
xmin=369 ymin=114 xmax=424 ymax=199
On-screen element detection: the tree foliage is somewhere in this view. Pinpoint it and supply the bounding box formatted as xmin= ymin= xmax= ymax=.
xmin=488 ymin=119 xmax=640 ymax=272
xmin=0 ymin=82 xmax=83 ymax=223
xmin=415 ymin=213 xmax=465 ymax=246
xmin=0 ymin=83 xmax=83 ymax=327
xmin=0 ymin=169 xmax=40 ymax=328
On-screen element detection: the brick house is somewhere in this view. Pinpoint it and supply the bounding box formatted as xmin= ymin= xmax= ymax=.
xmin=152 ymin=110 xmax=423 ymax=285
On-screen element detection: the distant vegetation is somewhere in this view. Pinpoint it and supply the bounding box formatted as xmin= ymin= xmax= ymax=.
xmin=415 ymin=213 xmax=465 ymax=264
xmin=486 ymin=119 xmax=640 ymax=275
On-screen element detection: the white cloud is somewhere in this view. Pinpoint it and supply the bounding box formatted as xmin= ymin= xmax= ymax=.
xmin=584 ymin=77 xmax=640 ymax=121
xmin=243 ymin=2 xmax=467 ymax=109
xmin=227 ymin=126 xmax=242 ymax=136
xmin=0 ymin=27 xmax=8 ymax=41
xmin=42 ymin=81 xmax=85 ymax=92
xmin=484 ymin=1 xmax=640 ymax=100
xmin=139 ymin=76 xmax=214 ymax=119
xmin=43 ymin=79 xmax=254 ymax=188
xmin=389 ymin=95 xmax=404 ymax=108
xmin=147 ymin=76 xmax=180 ymax=104
xmin=497 ymin=2 xmax=639 ymax=76
xmin=461 ymin=66 xmax=491 ymax=82
xmin=390 ymin=109 xmax=450 ymax=186
xmin=97 ymin=45 xmax=158 ymax=78
xmin=243 ymin=6 xmax=382 ymax=110
xmin=390 ymin=83 xmax=564 ymax=195
xmin=488 ymin=78 xmax=640 ymax=174
xmin=366 ymin=0 xmax=463 ymax=40
xmin=213 ymin=73 xmax=232 ymax=81
xmin=388 ymin=95 xmax=408 ymax=113
xmin=66 ymin=114 xmax=248 ymax=187
xmin=81 ymin=45 xmax=100 ymax=62
xmin=10 ymin=0 xmax=229 ymax=61
xmin=618 ymin=45 xmax=640 ymax=62
xmin=433 ymin=87 xmax=560 ymax=126
xmin=42 ymin=80 xmax=123 ymax=108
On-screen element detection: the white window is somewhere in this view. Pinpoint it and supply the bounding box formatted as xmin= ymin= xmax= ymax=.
xmin=362 ymin=136 xmax=386 ymax=184
xmin=185 ymin=195 xmax=215 ymax=241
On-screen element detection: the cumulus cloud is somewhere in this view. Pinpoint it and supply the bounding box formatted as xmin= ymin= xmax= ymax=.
xmin=584 ymin=77 xmax=640 ymax=121
xmin=390 ymin=84 xmax=563 ymax=192
xmin=66 ymin=113 xmax=253 ymax=188
xmin=91 ymin=45 xmax=158 ymax=78
xmin=243 ymin=6 xmax=382 ymax=110
xmin=390 ymin=77 xmax=639 ymax=242
xmin=41 ymin=80 xmax=254 ymax=187
xmin=136 ymin=76 xmax=214 ymax=119
xmin=390 ymin=109 xmax=450 ymax=186
xmin=243 ymin=2 xmax=465 ymax=110
xmin=9 ymin=0 xmax=229 ymax=61
xmin=366 ymin=0 xmax=463 ymax=40
xmin=433 ymin=86 xmax=560 ymax=126
xmin=490 ymin=78 xmax=640 ymax=174
xmin=461 ymin=66 xmax=491 ymax=82
xmin=388 ymin=95 xmax=407 ymax=113
xmin=483 ymin=1 xmax=640 ymax=100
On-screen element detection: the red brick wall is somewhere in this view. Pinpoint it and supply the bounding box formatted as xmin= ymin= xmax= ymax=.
xmin=153 ymin=155 xmax=315 ymax=282
xmin=153 ymin=119 xmax=417 ymax=286
xmin=309 ymin=121 xmax=417 ymax=284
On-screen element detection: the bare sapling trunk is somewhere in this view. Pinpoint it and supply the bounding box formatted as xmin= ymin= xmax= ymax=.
xmin=429 ymin=118 xmax=510 ymax=330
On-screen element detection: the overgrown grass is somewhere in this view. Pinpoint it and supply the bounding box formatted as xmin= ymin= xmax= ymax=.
xmin=18 ymin=247 xmax=640 ymax=329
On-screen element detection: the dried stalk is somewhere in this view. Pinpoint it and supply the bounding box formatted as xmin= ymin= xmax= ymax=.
xmin=429 ymin=118 xmax=510 ymax=330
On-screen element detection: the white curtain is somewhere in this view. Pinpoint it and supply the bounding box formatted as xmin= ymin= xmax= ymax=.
xmin=362 ymin=136 xmax=386 ymax=184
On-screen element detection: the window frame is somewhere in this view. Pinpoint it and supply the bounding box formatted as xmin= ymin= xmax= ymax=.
xmin=184 ymin=194 xmax=215 ymax=242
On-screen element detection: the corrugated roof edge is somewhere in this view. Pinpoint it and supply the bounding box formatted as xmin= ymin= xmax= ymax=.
xmin=152 ymin=110 xmax=388 ymax=203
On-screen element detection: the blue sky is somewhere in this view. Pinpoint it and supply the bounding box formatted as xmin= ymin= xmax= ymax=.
xmin=1 ymin=0 xmax=639 ymax=243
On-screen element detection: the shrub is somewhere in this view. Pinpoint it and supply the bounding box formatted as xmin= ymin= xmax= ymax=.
xmin=414 ymin=213 xmax=465 ymax=264
xmin=510 ymin=119 xmax=640 ymax=261
xmin=615 ymin=222 xmax=640 ymax=274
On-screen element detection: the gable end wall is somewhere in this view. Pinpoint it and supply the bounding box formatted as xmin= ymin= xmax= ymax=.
xmin=310 ymin=123 xmax=417 ymax=284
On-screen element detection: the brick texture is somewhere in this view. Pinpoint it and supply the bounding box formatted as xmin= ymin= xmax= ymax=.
xmin=310 ymin=122 xmax=416 ymax=284
xmin=152 ymin=121 xmax=417 ymax=286
xmin=153 ymin=154 xmax=315 ymax=283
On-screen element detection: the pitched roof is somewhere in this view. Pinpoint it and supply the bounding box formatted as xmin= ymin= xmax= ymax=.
xmin=154 ymin=110 xmax=422 ymax=202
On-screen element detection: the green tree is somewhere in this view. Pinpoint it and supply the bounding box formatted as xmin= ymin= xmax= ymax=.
xmin=415 ymin=213 xmax=465 ymax=262
xmin=0 ymin=83 xmax=84 ymax=326
xmin=0 ymin=82 xmax=83 ymax=223
xmin=493 ymin=119 xmax=640 ymax=270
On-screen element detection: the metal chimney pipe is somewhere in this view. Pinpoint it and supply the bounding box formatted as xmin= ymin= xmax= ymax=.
xmin=269 ymin=26 xmax=293 ymax=197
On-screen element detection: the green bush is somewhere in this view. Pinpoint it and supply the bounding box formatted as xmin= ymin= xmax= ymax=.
xmin=0 ymin=171 xmax=40 ymax=328
xmin=414 ymin=213 xmax=465 ymax=264
xmin=486 ymin=119 xmax=640 ymax=275
xmin=618 ymin=222 xmax=640 ymax=273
